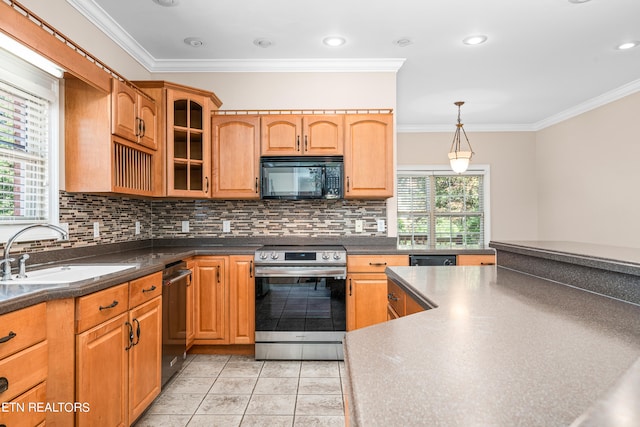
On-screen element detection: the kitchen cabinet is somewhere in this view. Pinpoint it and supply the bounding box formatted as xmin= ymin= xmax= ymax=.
xmin=344 ymin=114 xmax=394 ymax=199
xmin=211 ymin=115 xmax=261 ymax=199
xmin=134 ymin=80 xmax=223 ymax=198
xmin=457 ymin=254 xmax=496 ymax=266
xmin=193 ymin=256 xmax=229 ymax=344
xmin=387 ymin=279 xmax=425 ymax=320
xmin=186 ymin=258 xmax=196 ymax=350
xmin=229 ymin=255 xmax=255 ymax=344
xmin=65 ymin=76 xmax=161 ymax=196
xmin=261 ymin=115 xmax=344 ymax=156
xmin=346 ymin=255 xmax=408 ymax=331
xmin=75 ymin=272 xmax=162 ymax=426
xmin=0 ymin=303 xmax=48 ymax=426
xmin=111 ymin=78 xmax=158 ymax=150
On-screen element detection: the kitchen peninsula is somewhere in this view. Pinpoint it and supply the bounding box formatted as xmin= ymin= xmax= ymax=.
xmin=343 ymin=241 xmax=640 ymax=426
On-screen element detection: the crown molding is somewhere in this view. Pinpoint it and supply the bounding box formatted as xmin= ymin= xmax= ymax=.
xmin=66 ymin=0 xmax=405 ymax=73
xmin=397 ymin=123 xmax=536 ymax=133
xmin=531 ymin=78 xmax=640 ymax=130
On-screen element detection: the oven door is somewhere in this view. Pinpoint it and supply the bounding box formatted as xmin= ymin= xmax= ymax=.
xmin=254 ymin=271 xmax=346 ymax=360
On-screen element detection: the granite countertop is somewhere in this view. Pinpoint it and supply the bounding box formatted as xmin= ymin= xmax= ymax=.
xmin=343 ymin=265 xmax=640 ymax=426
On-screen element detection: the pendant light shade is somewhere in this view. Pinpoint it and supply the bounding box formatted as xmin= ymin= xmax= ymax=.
xmin=448 ymin=101 xmax=474 ymax=173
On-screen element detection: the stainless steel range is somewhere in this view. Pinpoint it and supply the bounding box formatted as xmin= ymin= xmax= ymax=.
xmin=254 ymin=245 xmax=347 ymax=360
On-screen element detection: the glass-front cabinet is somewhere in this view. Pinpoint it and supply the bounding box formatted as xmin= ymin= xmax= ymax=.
xmin=167 ymin=91 xmax=210 ymax=197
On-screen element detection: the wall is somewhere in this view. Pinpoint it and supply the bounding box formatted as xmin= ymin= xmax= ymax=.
xmin=535 ymin=92 xmax=640 ymax=248
xmin=396 ymin=131 xmax=539 ymax=242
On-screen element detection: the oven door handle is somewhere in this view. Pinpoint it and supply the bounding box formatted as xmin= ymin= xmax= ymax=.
xmin=254 ymin=266 xmax=346 ymax=278
xmin=164 ymin=269 xmax=192 ymax=285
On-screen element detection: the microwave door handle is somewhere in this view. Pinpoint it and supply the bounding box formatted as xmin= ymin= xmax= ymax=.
xmin=321 ymin=166 xmax=327 ymax=196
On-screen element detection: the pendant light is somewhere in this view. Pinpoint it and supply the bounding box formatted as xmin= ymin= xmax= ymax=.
xmin=448 ymin=101 xmax=474 ymax=173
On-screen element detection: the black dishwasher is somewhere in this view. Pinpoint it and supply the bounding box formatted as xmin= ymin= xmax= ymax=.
xmin=410 ymin=255 xmax=456 ymax=266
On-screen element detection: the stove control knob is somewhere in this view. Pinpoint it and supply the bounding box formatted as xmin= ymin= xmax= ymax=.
xmin=259 ymin=252 xmax=268 ymax=260
xmin=333 ymin=252 xmax=342 ymax=260
xmin=322 ymin=252 xmax=330 ymax=260
xmin=270 ymin=252 xmax=279 ymax=260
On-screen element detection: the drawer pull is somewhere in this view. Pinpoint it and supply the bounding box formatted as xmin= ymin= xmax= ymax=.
xmin=0 ymin=331 xmax=16 ymax=344
xmin=142 ymin=285 xmax=157 ymax=293
xmin=0 ymin=377 xmax=8 ymax=394
xmin=480 ymin=262 xmax=496 ymax=265
xmin=388 ymin=293 xmax=399 ymax=302
xmin=99 ymin=300 xmax=119 ymax=311
xmin=370 ymin=262 xmax=388 ymax=266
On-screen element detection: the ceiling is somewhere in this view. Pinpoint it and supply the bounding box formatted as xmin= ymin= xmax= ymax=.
xmin=68 ymin=0 xmax=640 ymax=131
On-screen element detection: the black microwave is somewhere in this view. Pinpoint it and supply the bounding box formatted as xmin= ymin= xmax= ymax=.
xmin=260 ymin=156 xmax=343 ymax=200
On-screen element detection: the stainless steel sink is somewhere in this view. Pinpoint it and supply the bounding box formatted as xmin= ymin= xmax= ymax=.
xmin=0 ymin=264 xmax=137 ymax=285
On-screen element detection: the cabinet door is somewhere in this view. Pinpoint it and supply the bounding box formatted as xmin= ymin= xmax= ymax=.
xmin=344 ymin=114 xmax=394 ymax=199
xmin=186 ymin=259 xmax=196 ymax=349
xmin=346 ymin=274 xmax=388 ymax=331
xmin=167 ymin=90 xmax=211 ymax=197
xmin=194 ymin=257 xmax=228 ymax=343
xmin=137 ymin=94 xmax=158 ymax=150
xmin=303 ymin=115 xmax=344 ymax=155
xmin=457 ymin=254 xmax=496 ymax=266
xmin=111 ymin=79 xmax=138 ymax=142
xmin=211 ymin=116 xmax=260 ymax=199
xmin=261 ymin=115 xmax=302 ymax=155
xmin=229 ymin=255 xmax=255 ymax=344
xmin=128 ymin=297 xmax=162 ymax=423
xmin=76 ymin=313 xmax=129 ymax=427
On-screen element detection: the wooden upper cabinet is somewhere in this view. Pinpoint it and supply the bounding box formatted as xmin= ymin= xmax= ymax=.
xmin=211 ymin=115 xmax=260 ymax=199
xmin=111 ymin=79 xmax=158 ymax=150
xmin=344 ymin=114 xmax=394 ymax=199
xmin=261 ymin=115 xmax=344 ymax=156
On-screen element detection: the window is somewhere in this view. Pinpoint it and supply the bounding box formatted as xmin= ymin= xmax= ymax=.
xmin=0 ymin=48 xmax=59 ymax=240
xmin=397 ymin=167 xmax=489 ymax=249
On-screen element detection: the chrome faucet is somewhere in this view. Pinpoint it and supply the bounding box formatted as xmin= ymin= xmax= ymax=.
xmin=2 ymin=224 xmax=68 ymax=281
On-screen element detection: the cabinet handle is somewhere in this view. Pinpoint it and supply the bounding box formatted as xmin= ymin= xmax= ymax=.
xmin=304 ymin=135 xmax=308 ymax=151
xmin=255 ymin=177 xmax=259 ymax=193
xmin=249 ymin=260 xmax=253 ymax=278
xmin=99 ymin=300 xmax=118 ymax=311
xmin=134 ymin=117 xmax=141 ymax=137
xmin=349 ymin=278 xmax=352 ymax=296
xmin=0 ymin=377 xmax=8 ymax=394
xmin=216 ymin=267 xmax=220 ymax=283
xmin=296 ymin=135 xmax=300 ymax=151
xmin=388 ymin=293 xmax=399 ymax=302
xmin=346 ymin=176 xmax=350 ymax=192
xmin=480 ymin=262 xmax=496 ymax=265
xmin=0 ymin=331 xmax=16 ymax=344
xmin=125 ymin=321 xmax=134 ymax=350
xmin=140 ymin=118 xmax=146 ymax=137
xmin=205 ymin=176 xmax=210 ymax=193
xmin=369 ymin=262 xmax=387 ymax=266
xmin=142 ymin=285 xmax=157 ymax=293
xmin=133 ymin=318 xmax=141 ymax=346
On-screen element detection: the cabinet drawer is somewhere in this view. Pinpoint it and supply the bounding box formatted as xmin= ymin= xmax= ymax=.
xmin=0 ymin=340 xmax=48 ymax=403
xmin=0 ymin=303 xmax=47 ymax=360
xmin=387 ymin=280 xmax=406 ymax=316
xmin=347 ymin=255 xmax=409 ymax=273
xmin=1 ymin=381 xmax=47 ymax=426
xmin=129 ymin=272 xmax=162 ymax=308
xmin=76 ymin=283 xmax=129 ymax=333
xmin=457 ymin=254 xmax=496 ymax=266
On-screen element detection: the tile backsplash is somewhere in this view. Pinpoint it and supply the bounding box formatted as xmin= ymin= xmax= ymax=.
xmin=1 ymin=192 xmax=388 ymax=253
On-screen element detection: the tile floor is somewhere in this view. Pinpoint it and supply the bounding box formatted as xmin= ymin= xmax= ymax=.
xmin=135 ymin=354 xmax=346 ymax=427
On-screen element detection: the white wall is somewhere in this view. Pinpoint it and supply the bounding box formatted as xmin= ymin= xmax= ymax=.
xmin=397 ymin=131 xmax=539 ymax=242
xmin=535 ymin=92 xmax=640 ymax=248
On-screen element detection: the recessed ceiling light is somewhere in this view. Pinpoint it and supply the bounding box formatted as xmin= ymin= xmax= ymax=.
xmin=183 ymin=37 xmax=204 ymax=47
xmin=568 ymin=0 xmax=591 ymax=3
xmin=616 ymin=41 xmax=639 ymax=50
xmin=394 ymin=38 xmax=414 ymax=47
xmin=152 ymin=0 xmax=180 ymax=6
xmin=253 ymin=38 xmax=273 ymax=48
xmin=462 ymin=35 xmax=488 ymax=46
xmin=323 ymin=36 xmax=346 ymax=47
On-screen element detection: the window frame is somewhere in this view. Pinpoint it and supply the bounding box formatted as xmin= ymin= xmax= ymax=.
xmin=396 ymin=164 xmax=491 ymax=249
xmin=0 ymin=48 xmax=61 ymax=243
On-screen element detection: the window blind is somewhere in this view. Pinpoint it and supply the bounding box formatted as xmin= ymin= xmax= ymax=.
xmin=398 ymin=172 xmax=485 ymax=249
xmin=0 ymin=79 xmax=50 ymax=223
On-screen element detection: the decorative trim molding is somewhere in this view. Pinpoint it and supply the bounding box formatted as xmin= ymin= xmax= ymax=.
xmin=397 ymin=123 xmax=536 ymax=133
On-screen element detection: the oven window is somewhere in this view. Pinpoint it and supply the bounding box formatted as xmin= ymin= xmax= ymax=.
xmin=255 ymin=277 xmax=346 ymax=332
